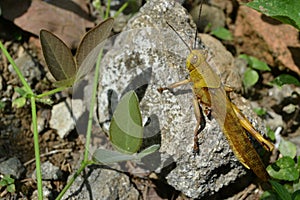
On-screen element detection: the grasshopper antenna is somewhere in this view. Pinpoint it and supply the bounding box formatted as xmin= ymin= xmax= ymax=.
xmin=194 ymin=0 xmax=204 ymax=49
xmin=166 ymin=21 xmax=192 ymax=52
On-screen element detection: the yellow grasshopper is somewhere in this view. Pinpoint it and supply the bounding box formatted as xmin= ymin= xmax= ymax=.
xmin=159 ymin=3 xmax=274 ymax=181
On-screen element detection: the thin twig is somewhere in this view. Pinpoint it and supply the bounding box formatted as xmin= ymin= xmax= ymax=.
xmin=24 ymin=149 xmax=72 ymax=166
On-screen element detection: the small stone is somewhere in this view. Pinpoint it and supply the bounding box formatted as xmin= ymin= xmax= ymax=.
xmin=0 ymin=157 xmax=25 ymax=179
xmin=49 ymin=98 xmax=84 ymax=138
xmin=32 ymin=161 xmax=63 ymax=181
xmin=282 ymin=104 xmax=297 ymax=114
xmin=266 ymin=110 xmax=284 ymax=130
xmin=8 ymin=52 xmax=42 ymax=85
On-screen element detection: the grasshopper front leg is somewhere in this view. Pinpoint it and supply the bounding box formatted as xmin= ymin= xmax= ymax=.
xmin=157 ymin=79 xmax=191 ymax=93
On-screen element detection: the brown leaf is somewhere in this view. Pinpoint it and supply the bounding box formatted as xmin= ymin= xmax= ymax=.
xmin=234 ymin=6 xmax=300 ymax=75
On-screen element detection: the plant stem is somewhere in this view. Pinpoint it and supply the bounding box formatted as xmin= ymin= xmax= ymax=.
xmin=36 ymin=86 xmax=67 ymax=98
xmin=55 ymin=161 xmax=88 ymax=200
xmin=31 ymin=97 xmax=43 ymax=199
xmin=0 ymin=41 xmax=43 ymax=199
xmin=56 ymin=50 xmax=103 ymax=200
xmin=0 ymin=41 xmax=33 ymax=94
xmin=105 ymin=0 xmax=111 ymax=19
xmin=83 ymin=50 xmax=103 ymax=162
xmin=113 ymin=2 xmax=128 ymax=18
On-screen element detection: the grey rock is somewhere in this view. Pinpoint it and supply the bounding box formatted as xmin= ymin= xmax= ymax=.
xmin=32 ymin=161 xmax=63 ymax=181
xmin=62 ymin=166 xmax=140 ymax=200
xmin=31 ymin=184 xmax=53 ymax=200
xmin=265 ymin=110 xmax=284 ymax=130
xmin=0 ymin=157 xmax=25 ymax=179
xmin=95 ymin=0 xmax=265 ymax=198
xmin=50 ymin=98 xmax=84 ymax=138
xmin=190 ymin=3 xmax=226 ymax=32
xmin=267 ymin=84 xmax=295 ymax=104
xmin=8 ymin=52 xmax=41 ymax=85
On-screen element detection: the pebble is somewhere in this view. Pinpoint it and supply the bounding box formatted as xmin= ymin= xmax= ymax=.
xmin=49 ymin=98 xmax=84 ymax=138
xmin=32 ymin=161 xmax=63 ymax=181
xmin=0 ymin=157 xmax=25 ymax=179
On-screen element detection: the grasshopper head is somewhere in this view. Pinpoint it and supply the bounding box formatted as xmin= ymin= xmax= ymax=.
xmin=186 ymin=49 xmax=207 ymax=72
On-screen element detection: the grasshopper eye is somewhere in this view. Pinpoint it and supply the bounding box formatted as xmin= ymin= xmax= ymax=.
xmin=191 ymin=55 xmax=198 ymax=64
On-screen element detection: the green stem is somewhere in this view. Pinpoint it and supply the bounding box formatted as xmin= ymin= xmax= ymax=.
xmin=105 ymin=0 xmax=111 ymax=19
xmin=0 ymin=40 xmax=43 ymax=198
xmin=56 ymin=51 xmax=103 ymax=199
xmin=0 ymin=41 xmax=33 ymax=94
xmin=55 ymin=161 xmax=87 ymax=200
xmin=31 ymin=97 xmax=43 ymax=199
xmin=83 ymin=50 xmax=103 ymax=162
xmin=113 ymin=2 xmax=128 ymax=18
xmin=36 ymin=86 xmax=67 ymax=98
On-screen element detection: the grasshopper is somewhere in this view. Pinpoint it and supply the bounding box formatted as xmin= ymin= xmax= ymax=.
xmin=159 ymin=2 xmax=274 ymax=181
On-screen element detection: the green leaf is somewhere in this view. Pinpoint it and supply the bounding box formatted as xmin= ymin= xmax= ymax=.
xmin=0 ymin=101 xmax=5 ymax=110
xmin=292 ymin=190 xmax=300 ymax=200
xmin=243 ymin=68 xmax=259 ymax=88
xmin=260 ymin=190 xmax=279 ymax=200
xmin=0 ymin=175 xmax=14 ymax=188
xmin=35 ymin=98 xmax=53 ymax=105
xmin=266 ymin=127 xmax=275 ymax=141
xmin=269 ymin=180 xmax=292 ymax=200
xmin=267 ymin=157 xmax=299 ymax=181
xmin=211 ymin=27 xmax=233 ymax=41
xmin=109 ymin=91 xmax=143 ymax=154
xmin=253 ymin=107 xmax=267 ymax=116
xmin=279 ymin=139 xmax=297 ymax=158
xmin=92 ymin=145 xmax=159 ymax=164
xmin=297 ymin=156 xmax=300 ymax=172
xmin=239 ymin=54 xmax=270 ymax=71
xmin=0 ymin=179 xmax=7 ymax=187
xmin=92 ymin=149 xmax=137 ymax=164
xmin=276 ymin=156 xmax=295 ymax=168
xmin=270 ymin=74 xmax=300 ymax=87
xmin=14 ymin=87 xmax=28 ymax=96
xmin=12 ymin=97 xmax=26 ymax=108
xmin=6 ymin=184 xmax=15 ymax=193
xmin=293 ymin=181 xmax=300 ymax=195
xmin=137 ymin=144 xmax=160 ymax=159
xmin=5 ymin=176 xmax=14 ymax=185
xmin=246 ymin=0 xmax=300 ymax=30
xmin=248 ymin=56 xmax=270 ymax=71
xmin=239 ymin=54 xmax=251 ymax=63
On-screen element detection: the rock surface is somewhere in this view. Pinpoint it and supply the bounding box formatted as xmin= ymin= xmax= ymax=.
xmin=32 ymin=161 xmax=63 ymax=180
xmin=0 ymin=157 xmax=25 ymax=179
xmin=50 ymin=98 xmax=84 ymax=138
xmin=93 ymin=0 xmax=267 ymax=198
xmin=8 ymin=51 xmax=42 ymax=86
xmin=62 ymin=166 xmax=140 ymax=200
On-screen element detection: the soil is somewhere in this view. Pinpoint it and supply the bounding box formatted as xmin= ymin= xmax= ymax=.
xmin=0 ymin=0 xmax=299 ymax=199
